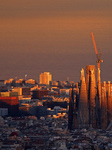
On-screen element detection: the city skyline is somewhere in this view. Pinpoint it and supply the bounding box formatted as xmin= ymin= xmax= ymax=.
xmin=0 ymin=0 xmax=112 ymax=81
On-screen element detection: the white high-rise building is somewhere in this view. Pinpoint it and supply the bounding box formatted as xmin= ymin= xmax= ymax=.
xmin=39 ymin=72 xmax=52 ymax=85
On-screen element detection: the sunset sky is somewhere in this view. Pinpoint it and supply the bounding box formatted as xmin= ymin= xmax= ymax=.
xmin=0 ymin=0 xmax=112 ymax=82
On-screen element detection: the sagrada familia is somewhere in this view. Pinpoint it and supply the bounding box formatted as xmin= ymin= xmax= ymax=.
xmin=68 ymin=65 xmax=112 ymax=130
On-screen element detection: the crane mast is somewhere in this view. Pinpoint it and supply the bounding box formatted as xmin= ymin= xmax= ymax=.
xmin=91 ymin=32 xmax=103 ymax=126
xmin=91 ymin=32 xmax=103 ymax=70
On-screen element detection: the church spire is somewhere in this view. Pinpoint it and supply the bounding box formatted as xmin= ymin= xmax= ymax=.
xmin=78 ymin=68 xmax=89 ymax=128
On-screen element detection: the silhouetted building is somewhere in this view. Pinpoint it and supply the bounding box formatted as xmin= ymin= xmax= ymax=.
xmin=0 ymin=97 xmax=19 ymax=116
xmin=67 ymin=64 xmax=111 ymax=130
xmin=101 ymin=81 xmax=108 ymax=130
xmin=74 ymin=82 xmax=79 ymax=128
xmin=32 ymin=89 xmax=49 ymax=100
xmin=0 ymin=80 xmax=5 ymax=87
xmin=0 ymin=108 xmax=8 ymax=116
xmin=107 ymin=81 xmax=112 ymax=124
xmin=95 ymin=68 xmax=102 ymax=128
xmin=19 ymin=105 xmax=47 ymax=118
xmin=22 ymin=87 xmax=30 ymax=96
xmin=68 ymin=86 xmax=74 ymax=130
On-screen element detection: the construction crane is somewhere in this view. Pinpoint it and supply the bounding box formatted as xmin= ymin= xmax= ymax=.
xmin=91 ymin=32 xmax=103 ymax=127
xmin=91 ymin=32 xmax=103 ymax=70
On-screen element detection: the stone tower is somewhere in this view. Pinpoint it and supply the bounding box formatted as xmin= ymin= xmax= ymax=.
xmin=78 ymin=68 xmax=89 ymax=128
xmin=95 ymin=68 xmax=101 ymax=128
xmin=68 ymin=86 xmax=74 ymax=130
xmin=101 ymin=81 xmax=108 ymax=130
xmin=74 ymin=82 xmax=79 ymax=128
xmin=86 ymin=65 xmax=96 ymax=99
xmin=97 ymin=68 xmax=102 ymax=107
xmin=89 ymin=69 xmax=97 ymax=128
xmin=107 ymin=81 xmax=112 ymax=124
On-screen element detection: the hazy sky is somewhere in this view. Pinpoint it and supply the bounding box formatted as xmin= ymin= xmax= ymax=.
xmin=0 ymin=0 xmax=112 ymax=82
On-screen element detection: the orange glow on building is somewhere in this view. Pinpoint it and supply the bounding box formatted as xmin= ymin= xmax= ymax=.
xmin=39 ymin=72 xmax=52 ymax=85
xmin=0 ymin=96 xmax=19 ymax=106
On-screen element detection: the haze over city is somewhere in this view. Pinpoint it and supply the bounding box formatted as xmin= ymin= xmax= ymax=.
xmin=0 ymin=0 xmax=112 ymax=82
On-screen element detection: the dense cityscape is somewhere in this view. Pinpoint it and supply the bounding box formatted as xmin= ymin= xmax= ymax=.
xmin=0 ymin=32 xmax=112 ymax=149
xmin=0 ymin=57 xmax=112 ymax=149
xmin=0 ymin=1 xmax=112 ymax=149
